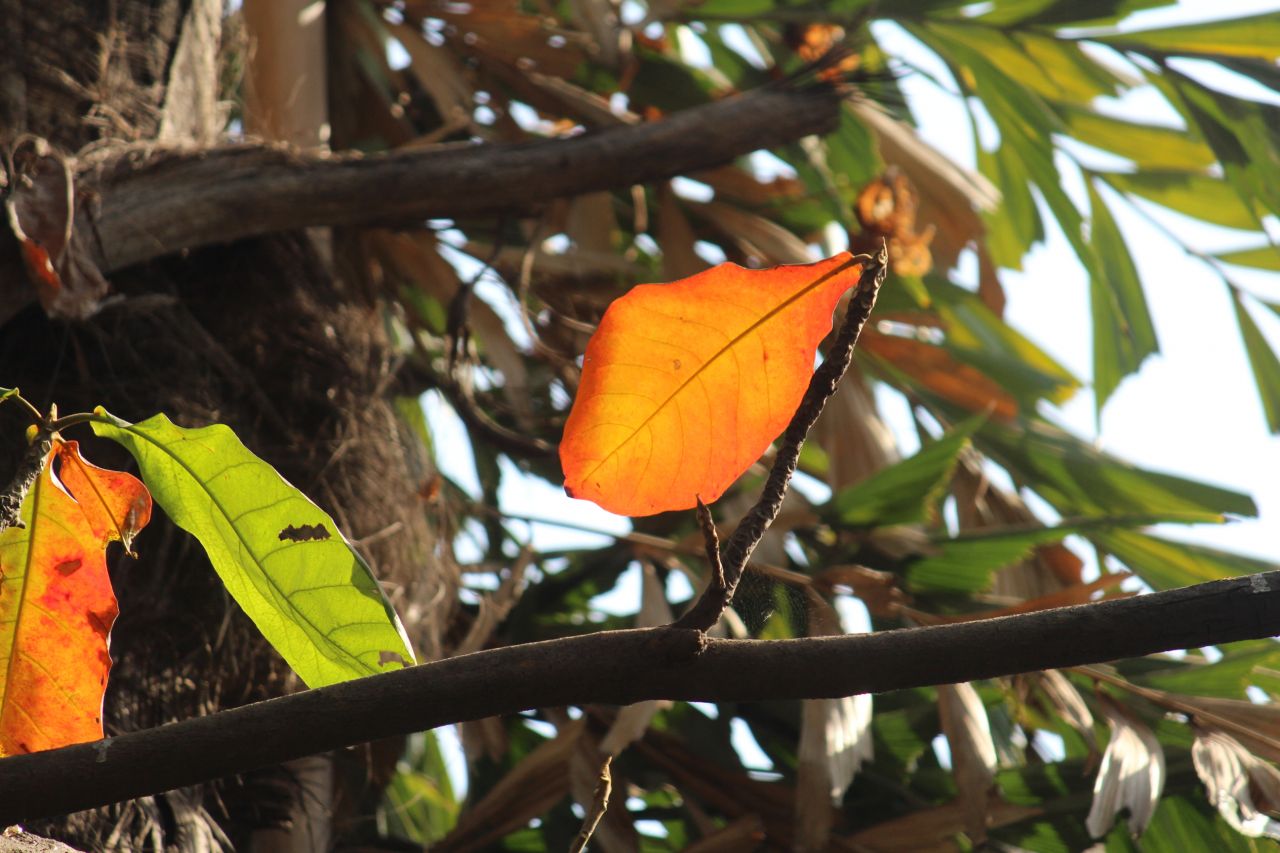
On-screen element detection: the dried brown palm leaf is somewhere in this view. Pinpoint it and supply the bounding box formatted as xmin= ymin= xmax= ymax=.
xmin=795 ymin=590 xmax=873 ymax=851
xmin=598 ymin=560 xmax=673 ymax=756
xmin=848 ymin=100 xmax=998 ymax=272
xmin=657 ymin=184 xmax=708 ymax=281
xmin=386 ymin=21 xmax=476 ymax=137
xmin=682 ymin=814 xmax=766 ymax=853
xmin=435 ymin=719 xmax=585 ymax=852
xmin=845 ymin=797 xmax=1039 ymax=852
xmin=689 ymin=200 xmax=813 ymax=265
xmin=937 ymin=681 xmax=998 ymax=843
xmin=810 ymin=367 xmax=899 ymax=492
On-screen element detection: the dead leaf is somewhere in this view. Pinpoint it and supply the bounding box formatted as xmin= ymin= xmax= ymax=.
xmin=861 ymin=331 xmax=1019 ymax=419
xmin=937 ymin=681 xmax=998 ymax=843
xmin=598 ymin=560 xmax=671 ymax=756
xmin=682 ymin=815 xmax=765 ymax=853
xmin=691 ymin=200 xmax=813 ymax=265
xmin=1192 ymin=727 xmax=1280 ymax=840
xmin=847 ymin=797 xmax=1039 ymax=852
xmin=1039 ymin=669 xmax=1097 ymax=751
xmin=810 ymin=367 xmax=899 ymax=492
xmin=436 ymin=718 xmax=584 ymax=852
xmin=3 ymin=138 xmax=108 ymax=319
xmin=1086 ymin=697 xmax=1165 ymax=838
xmin=814 ymin=563 xmax=907 ymax=618
xmin=0 ymin=441 xmax=151 ymax=755
xmin=849 ymin=100 xmax=998 ymax=271
xmin=795 ymin=590 xmax=873 ymax=851
xmin=657 ymin=184 xmax=708 ymax=281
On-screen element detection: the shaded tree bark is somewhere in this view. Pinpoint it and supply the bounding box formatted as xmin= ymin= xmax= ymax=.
xmin=1 ymin=2 xmax=449 ymax=847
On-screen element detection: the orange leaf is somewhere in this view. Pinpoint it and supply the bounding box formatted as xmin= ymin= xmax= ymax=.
xmin=561 ymin=254 xmax=865 ymax=516
xmin=0 ymin=440 xmax=152 ymax=754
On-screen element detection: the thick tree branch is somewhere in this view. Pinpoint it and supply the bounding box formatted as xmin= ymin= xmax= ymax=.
xmin=4 ymin=569 xmax=1280 ymax=823
xmin=78 ymin=85 xmax=843 ymax=275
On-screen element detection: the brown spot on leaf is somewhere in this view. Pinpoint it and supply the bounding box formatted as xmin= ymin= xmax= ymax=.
xmin=379 ymin=650 xmax=409 ymax=667
xmin=55 ymin=559 xmax=82 ymax=576
xmin=278 ymin=523 xmax=331 ymax=543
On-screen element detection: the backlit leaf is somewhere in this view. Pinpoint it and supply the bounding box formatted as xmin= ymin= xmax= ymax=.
xmin=1216 ymin=245 xmax=1280 ymax=272
xmin=1097 ymin=13 xmax=1280 ymax=62
xmin=907 ymin=513 xmax=1216 ymax=594
xmin=1095 ymin=530 xmax=1278 ymax=591
xmin=971 ymin=414 xmax=1257 ymax=519
xmin=560 ymin=254 xmax=866 ymax=516
xmin=1088 ymin=180 xmax=1159 ymax=413
xmin=1055 ymin=104 xmax=1216 ymax=171
xmin=92 ymin=411 xmax=415 ymax=688
xmin=1231 ymin=287 xmax=1280 ymax=433
xmin=1100 ymin=169 xmax=1261 ymax=231
xmin=832 ymin=412 xmax=985 ymax=527
xmin=0 ymin=441 xmax=151 ymax=754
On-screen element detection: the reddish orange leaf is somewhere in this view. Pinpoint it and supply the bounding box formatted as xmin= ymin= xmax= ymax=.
xmin=0 ymin=440 xmax=152 ymax=755
xmin=561 ymin=253 xmax=865 ymax=516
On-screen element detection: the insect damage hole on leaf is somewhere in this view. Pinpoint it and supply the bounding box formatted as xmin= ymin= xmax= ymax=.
xmin=279 ymin=523 xmax=332 ymax=543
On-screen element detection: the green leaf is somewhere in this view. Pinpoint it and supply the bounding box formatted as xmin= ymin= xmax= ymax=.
xmin=1100 ymin=170 xmax=1261 ymax=230
xmin=923 ymin=22 xmax=1120 ymax=104
xmin=1215 ymin=244 xmax=1280 ymax=272
xmin=927 ymin=276 xmax=1081 ymax=405
xmin=971 ymin=414 xmax=1258 ymax=518
xmin=977 ymin=141 xmax=1045 ymax=269
xmin=1142 ymin=795 xmax=1268 ymax=853
xmin=1166 ymin=71 xmax=1280 ymax=220
xmin=978 ymin=0 xmax=1175 ymax=28
xmin=380 ymin=731 xmax=460 ymax=844
xmin=1087 ymin=180 xmax=1159 ymax=413
xmin=1054 ymin=104 xmax=1215 ymax=171
xmin=91 ymin=410 xmax=415 ymax=688
xmin=0 ymin=388 xmax=16 ymax=405
xmin=832 ymin=413 xmax=986 ymax=527
xmin=1134 ymin=640 xmax=1280 ymax=699
xmin=1097 ymin=13 xmax=1280 ymax=62
xmin=907 ymin=513 xmax=1217 ymax=594
xmin=1231 ymin=287 xmax=1280 ymax=433
xmin=1094 ymin=529 xmax=1277 ymax=591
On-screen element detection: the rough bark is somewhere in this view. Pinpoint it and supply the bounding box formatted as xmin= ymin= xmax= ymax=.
xmin=0 ymin=2 xmax=447 ymax=848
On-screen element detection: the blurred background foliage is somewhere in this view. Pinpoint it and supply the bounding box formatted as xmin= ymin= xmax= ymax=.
xmin=238 ymin=0 xmax=1280 ymax=848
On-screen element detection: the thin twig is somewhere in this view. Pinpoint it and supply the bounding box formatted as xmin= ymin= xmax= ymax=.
xmin=569 ymin=755 xmax=612 ymax=853
xmin=673 ymin=243 xmax=888 ymax=631
xmin=695 ymin=496 xmax=724 ymax=590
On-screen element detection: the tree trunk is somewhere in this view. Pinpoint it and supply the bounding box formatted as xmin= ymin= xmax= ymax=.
xmin=1 ymin=2 xmax=452 ymax=848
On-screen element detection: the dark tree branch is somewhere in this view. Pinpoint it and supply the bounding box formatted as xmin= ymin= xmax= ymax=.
xmin=673 ymin=246 xmax=887 ymax=631
xmin=5 ymin=568 xmax=1280 ymax=823
xmin=77 ymin=85 xmax=844 ymax=275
